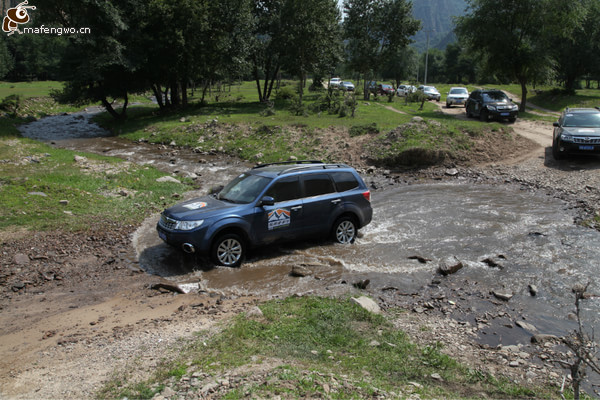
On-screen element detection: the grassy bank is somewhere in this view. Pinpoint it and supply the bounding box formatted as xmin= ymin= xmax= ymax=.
xmin=0 ymin=138 xmax=192 ymax=233
xmin=94 ymin=81 xmax=522 ymax=166
xmin=98 ymin=296 xmax=560 ymax=399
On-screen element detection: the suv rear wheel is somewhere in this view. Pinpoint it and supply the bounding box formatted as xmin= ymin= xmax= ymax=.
xmin=332 ymin=216 xmax=357 ymax=244
xmin=212 ymin=233 xmax=245 ymax=267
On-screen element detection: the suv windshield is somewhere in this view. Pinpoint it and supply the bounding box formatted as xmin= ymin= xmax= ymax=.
xmin=482 ymin=91 xmax=509 ymax=102
xmin=563 ymin=113 xmax=600 ymax=128
xmin=218 ymin=173 xmax=271 ymax=204
xmin=450 ymin=88 xmax=468 ymax=95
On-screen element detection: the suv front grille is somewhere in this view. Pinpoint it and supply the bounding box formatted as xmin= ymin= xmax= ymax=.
xmin=159 ymin=214 xmax=178 ymax=230
xmin=572 ymin=137 xmax=600 ymax=144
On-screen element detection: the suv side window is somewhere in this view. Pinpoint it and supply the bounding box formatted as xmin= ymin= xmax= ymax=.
xmin=265 ymin=176 xmax=301 ymax=203
xmin=331 ymin=171 xmax=359 ymax=192
xmin=303 ymin=173 xmax=335 ymax=197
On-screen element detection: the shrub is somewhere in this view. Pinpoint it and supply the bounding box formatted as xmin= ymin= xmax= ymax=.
xmin=349 ymin=123 xmax=379 ymax=137
xmin=0 ymin=94 xmax=21 ymax=117
xmin=276 ymin=86 xmax=296 ymax=100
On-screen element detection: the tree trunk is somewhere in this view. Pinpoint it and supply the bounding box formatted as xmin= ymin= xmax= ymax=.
xmin=100 ymin=97 xmax=124 ymax=120
xmin=164 ymin=87 xmax=171 ymax=107
xmin=170 ymin=80 xmax=180 ymax=106
xmin=151 ymin=84 xmax=164 ymax=109
xmin=120 ymin=93 xmax=128 ymax=118
xmin=181 ymin=79 xmax=188 ymax=107
xmin=266 ymin=65 xmax=280 ymax=101
xmin=519 ymin=80 xmax=527 ymax=112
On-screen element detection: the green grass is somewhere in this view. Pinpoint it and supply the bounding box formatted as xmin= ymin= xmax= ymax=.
xmin=0 ymin=81 xmax=65 ymax=99
xmin=98 ymin=296 xmax=560 ymax=399
xmin=0 ymin=138 xmax=193 ymax=232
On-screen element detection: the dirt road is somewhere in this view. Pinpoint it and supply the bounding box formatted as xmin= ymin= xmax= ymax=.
xmin=1 ymin=105 xmax=600 ymax=399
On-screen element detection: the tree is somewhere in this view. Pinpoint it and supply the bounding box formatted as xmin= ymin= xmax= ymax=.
xmin=0 ymin=35 xmax=13 ymax=79
xmin=381 ymin=46 xmax=418 ymax=87
xmin=455 ymin=0 xmax=580 ymax=111
xmin=550 ymin=0 xmax=600 ymax=92
xmin=251 ymin=0 xmax=341 ymax=103
xmin=443 ymin=42 xmax=476 ymax=84
xmin=137 ymin=0 xmax=253 ymax=108
xmin=343 ymin=0 xmax=421 ymax=100
xmin=37 ymin=0 xmax=253 ymax=117
xmin=36 ymin=0 xmax=142 ymax=119
xmin=278 ymin=0 xmax=341 ymax=103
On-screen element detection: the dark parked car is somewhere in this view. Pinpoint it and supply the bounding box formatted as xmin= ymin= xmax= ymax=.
xmin=465 ymin=89 xmax=518 ymax=122
xmin=157 ymin=161 xmax=373 ymax=267
xmin=552 ymin=107 xmax=600 ymax=160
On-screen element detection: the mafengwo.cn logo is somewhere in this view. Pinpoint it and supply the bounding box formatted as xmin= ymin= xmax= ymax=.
xmin=2 ymin=1 xmax=91 ymax=36
xmin=2 ymin=0 xmax=35 ymax=36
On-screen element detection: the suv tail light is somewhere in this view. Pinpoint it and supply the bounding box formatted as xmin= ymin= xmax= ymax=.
xmin=362 ymin=190 xmax=371 ymax=202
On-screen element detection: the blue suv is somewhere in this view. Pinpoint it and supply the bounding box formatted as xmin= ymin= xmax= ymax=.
xmin=157 ymin=161 xmax=373 ymax=267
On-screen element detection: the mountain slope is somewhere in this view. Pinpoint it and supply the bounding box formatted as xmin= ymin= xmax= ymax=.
xmin=411 ymin=0 xmax=467 ymax=51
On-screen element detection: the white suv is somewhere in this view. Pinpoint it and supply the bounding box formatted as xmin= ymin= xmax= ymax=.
xmin=329 ymin=77 xmax=341 ymax=89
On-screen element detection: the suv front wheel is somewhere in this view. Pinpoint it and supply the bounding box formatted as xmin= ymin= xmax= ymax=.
xmin=332 ymin=216 xmax=357 ymax=244
xmin=212 ymin=233 xmax=245 ymax=267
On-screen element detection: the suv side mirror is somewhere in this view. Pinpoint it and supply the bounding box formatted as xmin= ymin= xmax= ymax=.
xmin=260 ymin=196 xmax=275 ymax=207
xmin=553 ymin=122 xmax=559 ymax=127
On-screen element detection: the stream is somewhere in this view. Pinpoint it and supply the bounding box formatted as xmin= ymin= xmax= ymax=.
xmin=19 ymin=109 xmax=600 ymax=354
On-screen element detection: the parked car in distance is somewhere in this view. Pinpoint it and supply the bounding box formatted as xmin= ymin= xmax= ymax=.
xmin=377 ymin=84 xmax=395 ymax=96
xmin=397 ymin=84 xmax=416 ymax=97
xmin=552 ymin=107 xmax=600 ymax=160
xmin=329 ymin=77 xmax=341 ymax=89
xmin=157 ymin=161 xmax=373 ymax=267
xmin=465 ymin=89 xmax=518 ymax=122
xmin=446 ymin=87 xmax=469 ymax=107
xmin=417 ymin=85 xmax=441 ymax=101
xmin=367 ymin=81 xmax=378 ymax=94
xmin=340 ymin=81 xmax=355 ymax=91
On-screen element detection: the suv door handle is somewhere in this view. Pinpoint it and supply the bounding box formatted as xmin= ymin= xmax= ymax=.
xmin=331 ymin=199 xmax=341 ymax=205
xmin=291 ymin=206 xmax=302 ymax=211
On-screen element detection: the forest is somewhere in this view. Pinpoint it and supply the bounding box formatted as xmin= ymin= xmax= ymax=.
xmin=1 ymin=0 xmax=600 ymax=117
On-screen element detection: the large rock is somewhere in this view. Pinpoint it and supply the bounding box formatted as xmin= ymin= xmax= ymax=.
xmin=351 ymin=296 xmax=381 ymax=314
xmin=290 ymin=265 xmax=312 ymax=277
xmin=531 ymin=334 xmax=558 ymax=344
xmin=438 ymin=256 xmax=463 ymax=276
xmin=14 ymin=253 xmax=30 ymax=265
xmin=515 ymin=320 xmax=538 ymax=333
xmin=492 ymin=291 xmax=513 ymax=301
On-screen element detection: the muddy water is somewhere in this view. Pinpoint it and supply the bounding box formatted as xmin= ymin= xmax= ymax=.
xmin=19 ymin=110 xmax=600 ymax=343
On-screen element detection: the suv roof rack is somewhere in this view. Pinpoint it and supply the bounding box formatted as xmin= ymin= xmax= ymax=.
xmin=252 ymin=160 xmax=323 ymax=169
xmin=279 ymin=163 xmax=349 ymax=175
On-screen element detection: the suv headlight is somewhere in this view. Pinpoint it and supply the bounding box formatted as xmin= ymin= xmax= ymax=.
xmin=487 ymin=105 xmax=497 ymax=111
xmin=175 ymin=220 xmax=204 ymax=231
xmin=511 ymin=105 xmax=518 ymax=111
xmin=560 ymin=134 xmax=573 ymax=142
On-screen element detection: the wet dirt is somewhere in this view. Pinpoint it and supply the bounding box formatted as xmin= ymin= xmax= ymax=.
xmin=2 ymin=105 xmax=600 ymax=398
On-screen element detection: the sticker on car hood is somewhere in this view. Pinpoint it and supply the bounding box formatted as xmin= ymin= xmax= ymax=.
xmin=268 ymin=208 xmax=291 ymax=230
xmin=183 ymin=201 xmax=207 ymax=210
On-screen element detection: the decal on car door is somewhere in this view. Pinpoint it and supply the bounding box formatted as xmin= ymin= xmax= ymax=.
xmin=268 ymin=208 xmax=291 ymax=230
